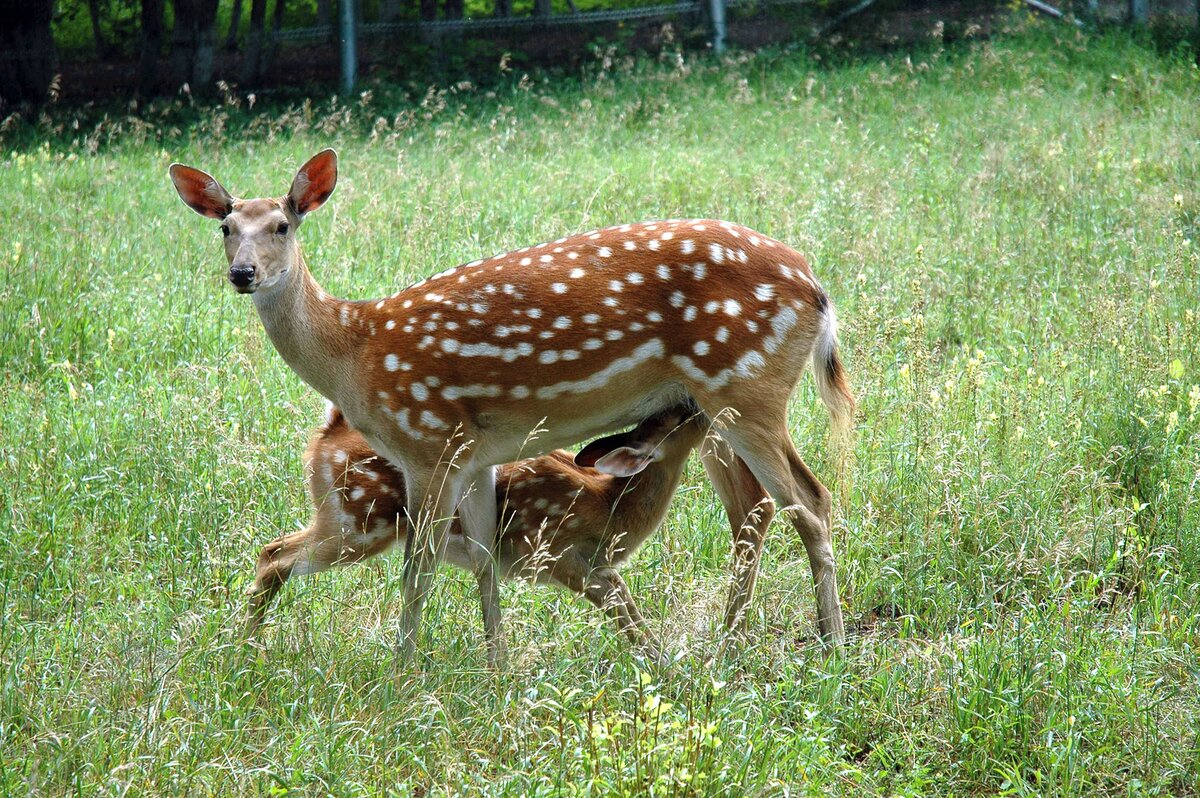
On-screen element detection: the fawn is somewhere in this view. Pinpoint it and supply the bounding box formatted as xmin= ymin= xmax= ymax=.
xmin=246 ymin=404 xmax=712 ymax=660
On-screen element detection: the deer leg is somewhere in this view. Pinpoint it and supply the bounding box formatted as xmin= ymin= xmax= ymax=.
xmin=397 ymin=465 xmax=459 ymax=661
xmin=457 ymin=465 xmax=507 ymax=667
xmin=715 ymin=415 xmax=845 ymax=647
xmin=554 ymin=555 xmax=664 ymax=661
xmin=245 ymin=511 xmax=401 ymax=636
xmin=699 ymin=433 xmax=775 ymax=632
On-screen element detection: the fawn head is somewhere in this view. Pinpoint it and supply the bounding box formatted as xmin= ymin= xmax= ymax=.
xmin=574 ymin=405 xmax=704 ymax=477
xmin=169 ymin=150 xmax=338 ymax=294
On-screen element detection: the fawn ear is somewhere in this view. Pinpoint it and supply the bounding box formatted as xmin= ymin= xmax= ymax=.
xmin=577 ymin=431 xmax=661 ymax=477
xmin=288 ymin=149 xmax=338 ymax=217
xmin=169 ymin=164 xmax=235 ymax=219
xmin=592 ymin=444 xmax=660 ymax=478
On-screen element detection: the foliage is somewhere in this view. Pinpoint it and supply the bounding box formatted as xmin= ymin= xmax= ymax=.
xmin=2 ymin=25 xmax=1199 ymax=795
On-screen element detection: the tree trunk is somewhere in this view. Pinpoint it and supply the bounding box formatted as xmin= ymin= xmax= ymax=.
xmin=445 ymin=0 xmax=463 ymax=20
xmin=316 ymin=0 xmax=333 ymax=40
xmin=495 ymin=0 xmax=511 ymax=17
xmin=86 ymin=0 xmax=109 ymax=55
xmin=262 ymin=0 xmax=285 ymax=75
xmin=241 ymin=0 xmax=267 ymax=83
xmin=169 ymin=0 xmax=220 ymax=91
xmin=420 ymin=0 xmax=437 ymax=20
xmin=138 ymin=0 xmax=164 ymax=95
xmin=380 ymin=0 xmax=402 ymax=22
xmin=225 ymin=0 xmax=244 ymax=49
xmin=1129 ymin=0 xmax=1149 ymax=24
xmin=0 ymin=0 xmax=57 ymax=108
xmin=534 ymin=0 xmax=551 ymax=15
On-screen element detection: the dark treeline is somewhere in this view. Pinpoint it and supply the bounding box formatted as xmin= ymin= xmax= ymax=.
xmin=2 ymin=0 xmax=1196 ymax=109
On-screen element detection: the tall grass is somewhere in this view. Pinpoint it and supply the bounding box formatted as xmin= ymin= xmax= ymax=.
xmin=2 ymin=22 xmax=1199 ymax=796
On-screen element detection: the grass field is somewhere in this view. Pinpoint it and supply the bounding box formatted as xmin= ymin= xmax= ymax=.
xmin=3 ymin=23 xmax=1200 ymax=796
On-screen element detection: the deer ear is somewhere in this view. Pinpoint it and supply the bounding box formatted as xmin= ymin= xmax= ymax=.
xmin=169 ymin=164 xmax=235 ymax=219
xmin=575 ymin=430 xmax=633 ymax=468
xmin=592 ymin=445 xmax=658 ymax=478
xmin=288 ymin=149 xmax=338 ymax=217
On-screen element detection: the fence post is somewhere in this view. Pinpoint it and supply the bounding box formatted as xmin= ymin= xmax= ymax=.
xmin=709 ymin=0 xmax=726 ymax=54
xmin=339 ymin=0 xmax=357 ymax=93
xmin=1129 ymin=0 xmax=1148 ymax=24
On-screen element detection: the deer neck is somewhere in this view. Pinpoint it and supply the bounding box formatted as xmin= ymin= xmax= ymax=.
xmin=251 ymin=249 xmax=360 ymax=403
xmin=608 ymin=452 xmax=690 ymax=537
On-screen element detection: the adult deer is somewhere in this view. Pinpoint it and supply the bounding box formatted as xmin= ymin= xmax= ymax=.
xmin=246 ymin=404 xmax=709 ymax=661
xmin=170 ymin=149 xmax=855 ymax=663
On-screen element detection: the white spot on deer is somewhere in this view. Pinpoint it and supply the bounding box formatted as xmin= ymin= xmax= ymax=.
xmin=539 ymin=331 xmax=555 ymax=340
xmin=647 ymin=311 xmax=663 ymax=323
xmin=402 ymin=299 xmax=413 ymax=309
xmin=705 ymin=301 xmax=720 ymax=314
xmin=661 ymin=231 xmax=675 ymax=240
xmin=736 ymin=350 xmax=765 ymax=378
xmin=598 ymin=247 xmax=612 ymax=258
xmin=736 ymin=249 xmax=748 ymax=263
xmin=708 ymin=243 xmax=725 ymax=264
xmin=350 ymin=487 xmax=365 ymax=501
xmin=629 ymin=322 xmax=645 ymax=332
xmin=536 ymin=339 xmax=666 ymax=399
xmin=560 ymin=349 xmax=580 ymax=361
xmin=540 ymin=255 xmax=553 ymax=263
xmin=583 ymin=338 xmax=603 ymax=350
xmin=567 ymin=252 xmax=580 ymax=260
xmin=552 ymin=283 xmax=568 ymax=294
xmin=754 ymin=284 xmax=775 ymax=301
xmin=520 ymin=257 xmax=532 ymax=266
xmin=375 ymin=301 xmax=385 ymax=311
xmin=340 ymin=306 xmax=351 ymax=326
xmin=333 ymin=450 xmax=348 ymax=464
xmin=680 ymin=240 xmax=695 ymax=255
xmin=553 ymin=316 xmax=572 ymax=330
xmin=669 ymin=291 xmax=685 ymax=308
xmin=692 ymin=223 xmax=706 ymax=231
xmin=425 ymin=293 xmax=444 ymax=302
xmin=423 ymin=321 xmax=438 ymax=332
xmin=441 ymin=339 xmax=461 ymax=354
xmin=468 ymin=259 xmax=483 ymax=268
xmin=623 ymin=241 xmax=636 ymax=251
xmin=443 ymin=384 xmax=503 ymax=400
xmin=683 ymin=306 xmax=698 ymax=322
xmin=715 ymin=326 xmax=730 ymax=343
xmin=627 ymin=272 xmax=644 ymax=285
xmin=583 ymin=313 xmax=601 ymax=324
xmin=384 ymin=354 xmax=401 ymax=371
xmin=603 ymin=297 xmax=620 ymax=308
xmin=749 ymin=236 xmax=761 ymax=246
xmin=471 ymin=302 xmax=489 ymax=314
xmin=410 ymin=383 xmax=430 ymax=402
xmin=694 ymin=340 xmax=710 ymax=356
xmin=656 ymin=264 xmax=670 ymax=280
xmin=420 ymin=410 xmax=449 ymax=430
xmin=444 ymin=321 xmax=459 ymax=331
xmin=570 ymin=268 xmax=585 ymax=279
xmin=425 ymin=375 xmax=441 ymax=387
xmin=609 ymin=280 xmax=623 ymax=292
xmin=527 ymin=308 xmax=542 ymax=319
xmin=385 ymin=407 xmax=426 ymax=441
xmin=588 ymin=233 xmax=601 ymax=240
xmin=648 ymin=240 xmax=661 ymax=252
xmin=604 ymin=329 xmax=624 ymax=341
xmin=511 ymin=386 xmax=531 ymax=399
xmin=763 ymin=306 xmax=798 ymax=354
xmin=746 ymin=320 xmax=759 ymax=333
xmin=385 ymin=319 xmax=397 ymax=330
xmin=724 ymin=299 xmax=742 ymax=316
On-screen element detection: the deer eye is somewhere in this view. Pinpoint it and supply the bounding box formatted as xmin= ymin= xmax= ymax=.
xmin=220 ymin=224 xmax=230 ymax=237
xmin=276 ymin=223 xmax=289 ymax=236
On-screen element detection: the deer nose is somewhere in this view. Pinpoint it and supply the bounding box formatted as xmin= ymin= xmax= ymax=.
xmin=229 ymin=264 xmax=255 ymax=288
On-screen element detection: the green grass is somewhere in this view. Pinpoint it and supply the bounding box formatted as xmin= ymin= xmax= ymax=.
xmin=3 ymin=23 xmax=1200 ymax=796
